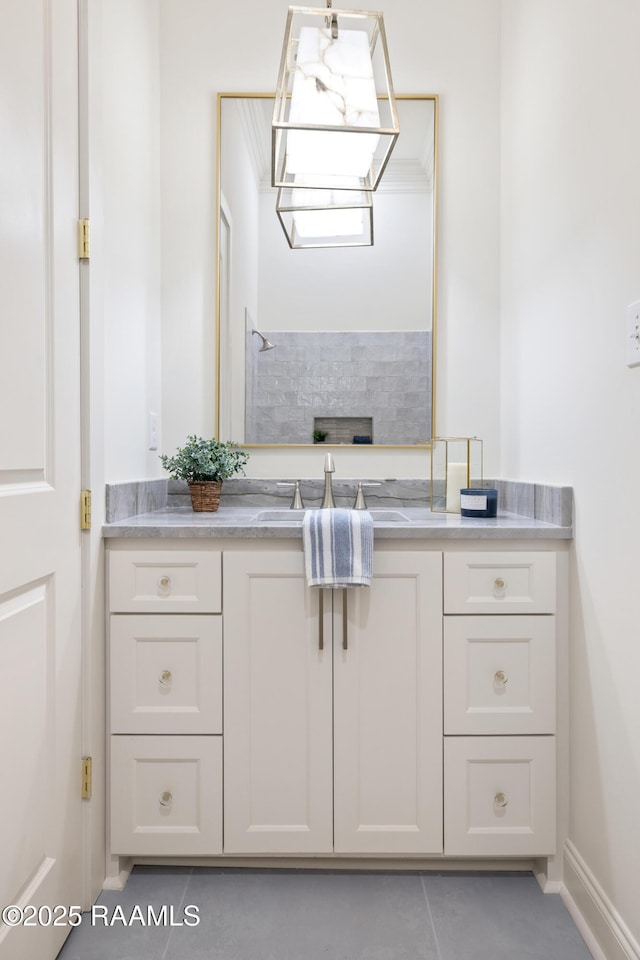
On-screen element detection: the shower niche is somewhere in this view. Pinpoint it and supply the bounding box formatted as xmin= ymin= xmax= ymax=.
xmin=313 ymin=417 xmax=373 ymax=445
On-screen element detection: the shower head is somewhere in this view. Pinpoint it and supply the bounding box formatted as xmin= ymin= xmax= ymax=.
xmin=251 ymin=328 xmax=277 ymax=352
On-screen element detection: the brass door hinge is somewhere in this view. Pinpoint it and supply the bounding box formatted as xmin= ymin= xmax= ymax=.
xmin=78 ymin=218 xmax=90 ymax=260
xmin=80 ymin=489 xmax=92 ymax=530
xmin=81 ymin=756 xmax=92 ymax=799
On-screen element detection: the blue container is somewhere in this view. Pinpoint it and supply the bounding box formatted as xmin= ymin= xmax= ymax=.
xmin=460 ymin=488 xmax=498 ymax=518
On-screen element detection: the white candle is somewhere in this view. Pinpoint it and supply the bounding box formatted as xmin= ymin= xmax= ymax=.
xmin=446 ymin=462 xmax=468 ymax=512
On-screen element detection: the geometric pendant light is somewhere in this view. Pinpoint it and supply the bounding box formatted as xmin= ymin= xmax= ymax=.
xmin=276 ymin=178 xmax=374 ymax=248
xmin=272 ymin=4 xmax=400 ymax=195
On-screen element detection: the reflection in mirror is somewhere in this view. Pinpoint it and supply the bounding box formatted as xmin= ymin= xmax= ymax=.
xmin=217 ymin=94 xmax=437 ymax=448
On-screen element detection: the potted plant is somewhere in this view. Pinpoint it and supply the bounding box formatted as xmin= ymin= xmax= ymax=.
xmin=160 ymin=435 xmax=249 ymax=512
xmin=313 ymin=429 xmax=328 ymax=444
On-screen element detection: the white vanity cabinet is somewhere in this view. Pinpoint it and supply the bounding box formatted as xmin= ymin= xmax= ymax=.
xmin=105 ymin=537 xmax=565 ymax=869
xmin=223 ymin=549 xmax=443 ymax=856
xmin=108 ymin=545 xmax=224 ymax=856
xmin=442 ymin=552 xmax=558 ymax=856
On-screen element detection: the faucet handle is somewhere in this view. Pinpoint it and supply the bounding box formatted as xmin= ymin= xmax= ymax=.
xmin=323 ymin=452 xmax=335 ymax=473
xmin=353 ymin=482 xmax=381 ymax=510
xmin=277 ymin=480 xmax=305 ymax=509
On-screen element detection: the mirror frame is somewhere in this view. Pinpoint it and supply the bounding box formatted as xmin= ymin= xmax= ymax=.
xmin=215 ymin=92 xmax=439 ymax=449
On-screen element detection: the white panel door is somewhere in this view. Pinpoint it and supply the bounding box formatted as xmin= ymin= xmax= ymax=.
xmin=333 ymin=551 xmax=443 ymax=854
xmin=0 ymin=2 xmax=83 ymax=958
xmin=223 ymin=550 xmax=333 ymax=854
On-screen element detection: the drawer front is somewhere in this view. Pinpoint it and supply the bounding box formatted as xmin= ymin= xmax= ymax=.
xmin=110 ymin=735 xmax=222 ymax=855
xmin=444 ymin=616 xmax=556 ymax=735
xmin=109 ymin=549 xmax=221 ymax=613
xmin=110 ymin=615 xmax=222 ymax=734
xmin=444 ymin=552 xmax=556 ymax=614
xmin=444 ymin=736 xmax=556 ymax=856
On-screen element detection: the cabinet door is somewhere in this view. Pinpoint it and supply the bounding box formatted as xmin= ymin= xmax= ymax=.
xmin=333 ymin=551 xmax=443 ymax=854
xmin=223 ymin=550 xmax=333 ymax=853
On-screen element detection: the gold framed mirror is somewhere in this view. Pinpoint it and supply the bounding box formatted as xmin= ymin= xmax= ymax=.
xmin=216 ymin=93 xmax=438 ymax=449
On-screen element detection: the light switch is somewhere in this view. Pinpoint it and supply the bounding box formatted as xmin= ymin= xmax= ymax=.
xmin=148 ymin=411 xmax=159 ymax=450
xmin=626 ymin=300 xmax=640 ymax=368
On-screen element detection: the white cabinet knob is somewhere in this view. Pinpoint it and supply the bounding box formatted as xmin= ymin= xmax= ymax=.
xmin=159 ymin=790 xmax=172 ymax=808
xmin=494 ymin=577 xmax=505 ymax=591
xmin=494 ymin=670 xmax=508 ymax=686
xmin=158 ymin=575 xmax=171 ymax=595
xmin=159 ymin=670 xmax=173 ymax=688
xmin=494 ymin=792 xmax=508 ymax=808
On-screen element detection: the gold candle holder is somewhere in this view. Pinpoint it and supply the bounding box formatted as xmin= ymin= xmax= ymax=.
xmin=430 ymin=437 xmax=483 ymax=513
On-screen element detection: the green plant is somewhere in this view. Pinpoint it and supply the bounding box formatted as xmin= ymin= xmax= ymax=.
xmin=313 ymin=429 xmax=328 ymax=443
xmin=160 ymin=435 xmax=249 ymax=483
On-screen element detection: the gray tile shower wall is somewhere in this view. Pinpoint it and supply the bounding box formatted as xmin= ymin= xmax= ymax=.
xmin=245 ymin=330 xmax=432 ymax=446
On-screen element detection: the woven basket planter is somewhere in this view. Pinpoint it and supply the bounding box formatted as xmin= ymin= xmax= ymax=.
xmin=188 ymin=480 xmax=223 ymax=512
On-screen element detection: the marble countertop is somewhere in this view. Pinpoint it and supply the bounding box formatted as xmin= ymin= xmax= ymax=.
xmin=103 ymin=505 xmax=572 ymax=540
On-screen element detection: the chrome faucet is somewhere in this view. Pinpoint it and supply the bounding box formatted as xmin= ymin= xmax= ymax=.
xmin=353 ymin=481 xmax=381 ymax=509
xmin=320 ymin=452 xmax=336 ymax=509
xmin=277 ymin=480 xmax=305 ymax=509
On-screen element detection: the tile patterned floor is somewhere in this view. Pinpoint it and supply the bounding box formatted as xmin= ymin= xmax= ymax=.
xmin=56 ymin=868 xmax=593 ymax=960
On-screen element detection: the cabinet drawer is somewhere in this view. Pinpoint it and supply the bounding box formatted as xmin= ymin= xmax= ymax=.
xmin=110 ymin=735 xmax=222 ymax=855
xmin=109 ymin=549 xmax=221 ymax=613
xmin=444 ymin=616 xmax=555 ymax=735
xmin=444 ymin=552 xmax=556 ymax=614
xmin=110 ymin=615 xmax=222 ymax=734
xmin=444 ymin=736 xmax=556 ymax=856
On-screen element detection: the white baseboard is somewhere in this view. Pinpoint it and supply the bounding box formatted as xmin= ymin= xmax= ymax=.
xmin=561 ymin=841 xmax=640 ymax=960
xmin=534 ymin=853 xmax=564 ymax=893
xmin=102 ymin=856 xmax=133 ymax=891
xmin=537 ymin=875 xmax=563 ymax=894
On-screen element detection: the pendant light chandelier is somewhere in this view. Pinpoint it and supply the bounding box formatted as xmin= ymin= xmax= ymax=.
xmin=276 ymin=178 xmax=374 ymax=249
xmin=272 ymin=2 xmax=399 ymax=248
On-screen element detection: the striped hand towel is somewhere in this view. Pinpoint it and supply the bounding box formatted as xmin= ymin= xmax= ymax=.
xmin=303 ymin=508 xmax=373 ymax=588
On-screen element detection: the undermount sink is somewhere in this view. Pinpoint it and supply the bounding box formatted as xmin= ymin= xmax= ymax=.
xmin=368 ymin=510 xmax=411 ymax=522
xmin=251 ymin=509 xmax=411 ymax=523
xmin=252 ymin=509 xmax=307 ymax=522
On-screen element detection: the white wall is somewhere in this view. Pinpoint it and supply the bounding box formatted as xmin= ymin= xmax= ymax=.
xmin=159 ymin=0 xmax=501 ymax=478
xmin=218 ymin=99 xmax=261 ymax=444
xmin=501 ymin=0 xmax=640 ymax=949
xmin=258 ymin=191 xmax=432 ymax=332
xmin=101 ymin=0 xmax=162 ymax=482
